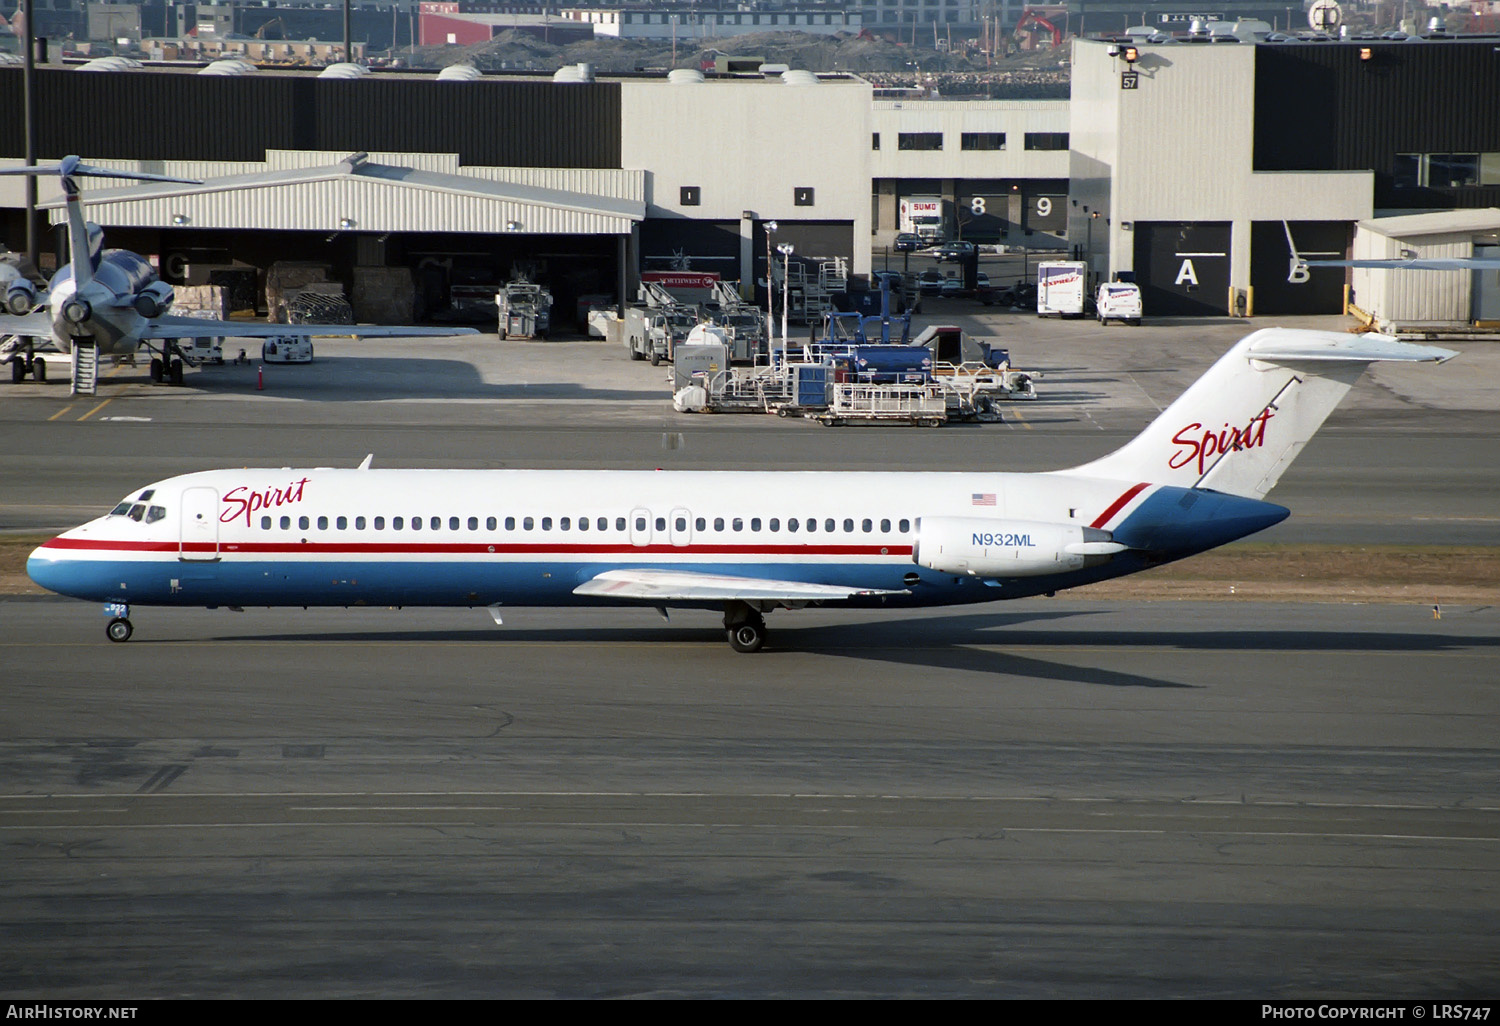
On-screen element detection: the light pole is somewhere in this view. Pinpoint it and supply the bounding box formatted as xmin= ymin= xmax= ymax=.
xmin=777 ymin=243 xmax=794 ymax=350
xmin=764 ymin=220 xmax=778 ymax=348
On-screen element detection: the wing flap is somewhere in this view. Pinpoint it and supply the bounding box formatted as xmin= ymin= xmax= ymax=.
xmin=573 ymin=568 xmax=908 ymax=603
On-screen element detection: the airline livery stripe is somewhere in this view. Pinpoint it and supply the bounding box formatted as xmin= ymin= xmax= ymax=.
xmin=1090 ymin=482 xmax=1149 ymax=529
xmin=39 ymin=539 xmax=914 ymax=558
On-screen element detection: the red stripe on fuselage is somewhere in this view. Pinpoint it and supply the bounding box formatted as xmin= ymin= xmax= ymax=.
xmin=37 ymin=537 xmax=913 ymax=558
xmin=1090 ymin=482 xmax=1149 ymax=530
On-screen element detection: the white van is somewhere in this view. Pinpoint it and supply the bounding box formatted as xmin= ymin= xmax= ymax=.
xmin=1036 ymin=261 xmax=1087 ymax=318
xmin=1095 ymin=282 xmax=1143 ymax=325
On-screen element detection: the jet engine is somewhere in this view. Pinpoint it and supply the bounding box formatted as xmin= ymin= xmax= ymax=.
xmin=131 ymin=281 xmax=175 ymax=319
xmin=5 ymin=278 xmax=37 ymax=315
xmin=912 ymin=517 xmax=1127 ymax=578
xmin=61 ymin=298 xmax=93 ymax=324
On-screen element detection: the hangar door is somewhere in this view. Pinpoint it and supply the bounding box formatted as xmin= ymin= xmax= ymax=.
xmin=1134 ymin=222 xmax=1230 ymax=315
xmin=1251 ymin=221 xmax=1348 ymax=315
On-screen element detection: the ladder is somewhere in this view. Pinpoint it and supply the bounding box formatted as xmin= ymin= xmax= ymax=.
xmin=71 ymin=340 xmax=98 ymax=397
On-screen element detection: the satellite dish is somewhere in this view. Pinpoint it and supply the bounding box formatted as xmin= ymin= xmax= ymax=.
xmin=1309 ymin=0 xmax=1343 ymax=32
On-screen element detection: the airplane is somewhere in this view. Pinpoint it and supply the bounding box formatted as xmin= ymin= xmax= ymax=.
xmin=27 ymin=327 xmax=1455 ymax=650
xmin=0 ymin=156 xmax=476 ymax=385
xmin=1284 ymin=221 xmax=1500 ymax=283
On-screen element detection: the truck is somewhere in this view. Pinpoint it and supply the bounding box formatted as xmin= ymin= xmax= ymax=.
xmin=898 ymin=196 xmax=945 ymax=244
xmin=1095 ymin=280 xmax=1143 ymax=325
xmin=624 ymin=306 xmax=698 ymax=365
xmin=1036 ymin=260 xmax=1087 ymax=318
xmin=496 ymin=280 xmax=553 ymax=339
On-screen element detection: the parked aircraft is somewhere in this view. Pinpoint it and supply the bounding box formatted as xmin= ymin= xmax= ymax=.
xmin=1284 ymin=221 xmax=1500 ymax=283
xmin=27 ymin=329 xmax=1454 ymax=650
xmin=0 ymin=157 xmax=474 ymax=384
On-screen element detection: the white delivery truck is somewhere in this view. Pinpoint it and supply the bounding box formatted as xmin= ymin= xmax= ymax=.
xmin=1095 ymin=281 xmax=1143 ymax=325
xmin=1036 ymin=261 xmax=1087 ymax=318
xmin=898 ymin=196 xmax=945 ymax=243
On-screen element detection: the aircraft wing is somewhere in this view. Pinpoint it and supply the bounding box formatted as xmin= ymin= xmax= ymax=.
xmin=0 ymin=312 xmax=57 ymax=338
xmin=138 ymin=315 xmax=479 ymax=340
xmin=573 ymin=568 xmax=909 ymax=603
xmin=1301 ymin=257 xmax=1500 ymax=271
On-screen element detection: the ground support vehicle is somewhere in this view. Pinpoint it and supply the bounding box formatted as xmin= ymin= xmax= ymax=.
xmin=1095 ymin=281 xmax=1143 ymax=325
xmin=1037 ymin=261 xmax=1087 ymax=318
xmin=497 ymin=281 xmax=553 ymax=339
xmin=812 ymin=381 xmax=948 ymax=427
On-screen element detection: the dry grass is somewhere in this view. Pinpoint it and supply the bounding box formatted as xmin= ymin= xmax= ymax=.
xmin=6 ymin=536 xmax=1497 ymax=605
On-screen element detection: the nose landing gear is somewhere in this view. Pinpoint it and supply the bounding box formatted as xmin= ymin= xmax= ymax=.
xmin=104 ymin=602 xmax=133 ymax=642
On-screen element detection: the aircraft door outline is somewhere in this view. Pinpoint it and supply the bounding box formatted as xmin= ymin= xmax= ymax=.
xmin=179 ymin=486 xmax=220 ymax=561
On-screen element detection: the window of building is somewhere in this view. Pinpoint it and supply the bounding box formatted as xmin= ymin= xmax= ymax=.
xmin=680 ymin=186 xmax=701 ymax=206
xmin=898 ymin=132 xmax=943 ymax=151
xmin=872 ymin=132 xmax=880 ymax=151
xmin=1025 ymin=132 xmax=1069 ymax=151
xmin=962 ymin=132 xmax=1006 ymax=151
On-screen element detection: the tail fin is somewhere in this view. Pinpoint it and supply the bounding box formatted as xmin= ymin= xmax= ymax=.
xmin=1064 ymin=328 xmax=1455 ymax=499
xmin=0 ymin=156 xmax=200 ymax=290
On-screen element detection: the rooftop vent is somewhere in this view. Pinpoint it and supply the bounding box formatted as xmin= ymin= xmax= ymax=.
xmin=199 ymin=58 xmax=258 ymax=76
xmin=78 ymin=56 xmax=143 ymax=72
xmin=437 ymin=63 xmax=481 ymax=82
xmin=552 ymin=62 xmax=594 ymax=83
xmin=317 ymin=62 xmax=368 ymax=80
xmin=667 ymin=68 xmax=705 ymax=85
xmin=781 ymin=69 xmax=819 ymax=86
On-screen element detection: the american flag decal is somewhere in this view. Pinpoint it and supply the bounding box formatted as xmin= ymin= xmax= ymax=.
xmin=971 ymin=493 xmax=996 ymax=506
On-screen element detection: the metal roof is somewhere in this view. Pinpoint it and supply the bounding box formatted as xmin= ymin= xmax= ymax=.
xmin=42 ymin=153 xmax=645 ymax=235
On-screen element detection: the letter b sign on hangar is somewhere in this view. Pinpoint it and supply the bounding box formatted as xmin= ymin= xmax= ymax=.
xmin=1132 ymin=221 xmax=1231 ymax=315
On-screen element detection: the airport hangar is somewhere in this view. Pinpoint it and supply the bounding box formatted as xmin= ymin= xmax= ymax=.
xmin=1067 ymin=35 xmax=1500 ymax=321
xmin=0 ymin=37 xmax=1497 ymax=327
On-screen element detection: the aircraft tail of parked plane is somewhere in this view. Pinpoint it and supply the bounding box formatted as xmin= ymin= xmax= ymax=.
xmin=0 ymin=156 xmax=475 ymax=384
xmin=27 ymin=328 xmax=1455 ymax=650
xmin=1284 ymin=221 xmax=1500 ymax=282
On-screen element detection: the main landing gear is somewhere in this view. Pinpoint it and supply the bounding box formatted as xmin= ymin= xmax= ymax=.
xmin=147 ymin=340 xmax=185 ymax=385
xmin=723 ymin=602 xmax=767 ymax=654
xmin=104 ymin=602 xmax=133 ymax=642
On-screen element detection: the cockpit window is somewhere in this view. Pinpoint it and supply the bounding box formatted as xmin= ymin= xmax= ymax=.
xmin=145 ymin=506 xmax=167 ymax=524
xmin=109 ymin=502 xmax=133 ymax=517
xmin=139 ymin=490 xmax=155 ymax=501
xmin=127 ymin=504 xmax=146 ymax=522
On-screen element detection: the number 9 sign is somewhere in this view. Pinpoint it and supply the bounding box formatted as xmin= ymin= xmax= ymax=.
xmin=1035 ymin=197 xmax=1053 ymax=218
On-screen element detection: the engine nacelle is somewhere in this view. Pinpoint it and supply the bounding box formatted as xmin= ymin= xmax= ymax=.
xmin=912 ymin=517 xmax=1127 ymax=578
xmin=61 ymin=297 xmax=93 ymax=325
xmin=5 ymin=279 xmax=37 ymax=315
xmin=131 ymin=281 xmax=175 ymax=319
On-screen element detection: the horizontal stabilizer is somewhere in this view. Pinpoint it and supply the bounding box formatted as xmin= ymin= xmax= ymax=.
xmin=1247 ymin=332 xmax=1456 ymax=365
xmin=574 ymin=568 xmax=907 ymax=603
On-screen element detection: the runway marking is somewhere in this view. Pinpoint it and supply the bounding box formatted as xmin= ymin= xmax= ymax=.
xmin=47 ymin=405 xmax=76 ymax=421
xmin=77 ymin=399 xmax=113 ymax=421
xmin=1006 ymin=408 xmax=1032 ymax=430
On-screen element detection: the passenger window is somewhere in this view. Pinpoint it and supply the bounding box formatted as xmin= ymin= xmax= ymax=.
xmin=542 ymin=517 xmax=553 ymax=530
xmin=615 ymin=517 xmax=626 ymax=531
xmin=505 ymin=517 xmax=516 ymax=531
xmin=881 ymin=519 xmax=891 ymax=533
xmin=714 ymin=517 xmax=725 ymax=531
xmin=373 ymin=517 xmax=384 ymax=530
xmin=675 ymin=516 xmax=687 ymax=532
xmin=392 ymin=517 xmax=403 ymax=530
xmin=337 ymin=516 xmax=347 ymax=530
xmin=145 ymin=506 xmax=167 ymax=524
xmin=578 ymin=517 xmax=589 ymax=532
xmin=695 ymin=517 xmax=705 ymax=531
xmin=635 ymin=516 xmax=647 ymax=532
xmin=524 ymin=517 xmax=534 ymax=530
xmin=318 ymin=516 xmax=328 ymax=530
xmin=825 ymin=518 xmax=835 ymax=532
xmin=599 ymin=518 xmax=609 ymax=531
xmin=805 ymin=518 xmax=816 ymax=533
xmin=299 ymin=516 xmax=310 ymax=530
xmin=261 ymin=516 xmax=272 ymax=530
xmin=899 ymin=519 xmax=910 ymax=533
xmin=487 ymin=517 xmax=497 ymax=531
xmin=411 ymin=517 xmax=422 ymax=531
xmin=785 ymin=518 xmax=797 ymax=533
xmin=468 ymin=517 xmax=479 ymax=531
xmin=280 ymin=515 xmax=291 ymax=530
xmin=449 ymin=517 xmax=460 ymax=531
xmin=751 ymin=518 xmax=762 ymax=531
xmin=843 ymin=518 xmax=854 ymax=532
xmin=862 ymin=519 xmax=872 ymax=533
xmin=355 ymin=516 xmax=366 ymax=530
xmin=560 ymin=517 xmax=571 ymax=530
xmin=732 ymin=518 xmax=743 ymax=532
xmin=655 ymin=517 xmax=666 ymax=532
xmin=431 ymin=516 xmax=441 ymax=530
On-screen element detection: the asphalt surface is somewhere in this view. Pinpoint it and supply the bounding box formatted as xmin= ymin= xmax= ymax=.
xmin=2 ymin=304 xmax=1497 ymax=998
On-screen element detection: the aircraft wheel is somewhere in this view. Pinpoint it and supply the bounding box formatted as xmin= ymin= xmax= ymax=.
xmin=149 ymin=358 xmax=163 ymax=382
xmin=10 ymin=359 xmax=25 ymax=383
xmin=32 ymin=359 xmax=45 ymax=382
xmin=169 ymin=359 xmax=184 ymax=385
xmin=727 ymin=621 xmax=766 ymax=654
xmin=106 ymin=617 xmax=133 ymax=643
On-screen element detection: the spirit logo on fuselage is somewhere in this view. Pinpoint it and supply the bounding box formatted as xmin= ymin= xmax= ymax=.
xmin=1170 ymin=409 xmax=1274 ymax=476
xmin=220 ymin=477 xmax=311 ymax=526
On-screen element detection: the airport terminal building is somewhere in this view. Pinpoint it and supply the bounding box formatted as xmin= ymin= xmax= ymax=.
xmin=0 ymin=34 xmax=1497 ymax=328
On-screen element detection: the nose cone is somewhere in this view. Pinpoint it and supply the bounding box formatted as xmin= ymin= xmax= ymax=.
xmin=26 ymin=539 xmax=92 ymax=599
